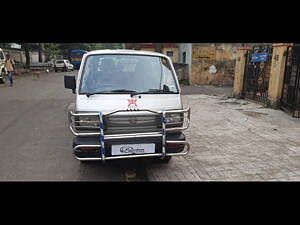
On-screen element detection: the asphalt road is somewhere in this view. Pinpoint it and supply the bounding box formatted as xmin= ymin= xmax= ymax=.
xmin=0 ymin=71 xmax=151 ymax=181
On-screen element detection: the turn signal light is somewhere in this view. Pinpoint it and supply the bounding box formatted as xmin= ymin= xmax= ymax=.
xmin=167 ymin=143 xmax=184 ymax=147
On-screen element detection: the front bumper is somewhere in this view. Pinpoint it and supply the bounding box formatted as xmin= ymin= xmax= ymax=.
xmin=69 ymin=108 xmax=190 ymax=161
xmin=73 ymin=133 xmax=189 ymax=160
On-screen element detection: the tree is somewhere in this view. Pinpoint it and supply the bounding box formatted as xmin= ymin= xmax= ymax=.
xmin=44 ymin=43 xmax=61 ymax=62
xmin=23 ymin=43 xmax=30 ymax=69
xmin=38 ymin=43 xmax=45 ymax=63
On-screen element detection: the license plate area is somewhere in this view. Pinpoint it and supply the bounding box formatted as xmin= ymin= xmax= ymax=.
xmin=111 ymin=143 xmax=155 ymax=156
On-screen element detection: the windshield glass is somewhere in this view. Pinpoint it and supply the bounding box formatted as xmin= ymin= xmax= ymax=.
xmin=79 ymin=54 xmax=179 ymax=94
xmin=56 ymin=60 xmax=64 ymax=63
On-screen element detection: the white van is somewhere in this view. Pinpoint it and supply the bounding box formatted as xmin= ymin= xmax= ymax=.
xmin=0 ymin=48 xmax=6 ymax=83
xmin=64 ymin=50 xmax=190 ymax=163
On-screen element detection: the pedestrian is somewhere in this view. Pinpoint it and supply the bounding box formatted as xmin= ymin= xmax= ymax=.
xmin=4 ymin=54 xmax=15 ymax=86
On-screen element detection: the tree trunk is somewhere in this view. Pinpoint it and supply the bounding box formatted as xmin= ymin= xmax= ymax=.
xmin=67 ymin=43 xmax=71 ymax=61
xmin=24 ymin=43 xmax=30 ymax=69
xmin=38 ymin=43 xmax=44 ymax=63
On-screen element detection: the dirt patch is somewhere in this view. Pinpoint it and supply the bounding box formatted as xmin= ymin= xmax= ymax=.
xmin=217 ymin=98 xmax=249 ymax=105
xmin=181 ymin=84 xmax=232 ymax=96
xmin=240 ymin=111 xmax=269 ymax=118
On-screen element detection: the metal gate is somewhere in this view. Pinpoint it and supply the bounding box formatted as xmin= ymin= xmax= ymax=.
xmin=242 ymin=45 xmax=273 ymax=104
xmin=281 ymin=45 xmax=300 ymax=118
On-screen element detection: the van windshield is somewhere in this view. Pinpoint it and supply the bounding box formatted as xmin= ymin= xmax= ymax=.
xmin=79 ymin=54 xmax=179 ymax=94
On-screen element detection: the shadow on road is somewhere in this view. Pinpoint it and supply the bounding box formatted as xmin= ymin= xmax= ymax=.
xmin=77 ymin=158 xmax=166 ymax=181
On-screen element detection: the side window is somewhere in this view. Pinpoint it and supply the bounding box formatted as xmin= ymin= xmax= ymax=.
xmin=0 ymin=51 xmax=4 ymax=60
xmin=160 ymin=57 xmax=177 ymax=92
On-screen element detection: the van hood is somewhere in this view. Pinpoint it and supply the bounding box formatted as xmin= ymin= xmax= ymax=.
xmin=76 ymin=94 xmax=182 ymax=113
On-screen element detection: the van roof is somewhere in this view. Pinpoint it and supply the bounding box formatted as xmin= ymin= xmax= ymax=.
xmin=86 ymin=49 xmax=167 ymax=58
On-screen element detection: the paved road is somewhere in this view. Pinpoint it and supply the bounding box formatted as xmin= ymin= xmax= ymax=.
xmin=147 ymin=95 xmax=300 ymax=181
xmin=3 ymin=71 xmax=299 ymax=181
xmin=0 ymin=71 xmax=150 ymax=181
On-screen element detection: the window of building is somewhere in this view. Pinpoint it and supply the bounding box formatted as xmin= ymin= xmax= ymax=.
xmin=166 ymin=51 xmax=173 ymax=57
xmin=183 ymin=52 xmax=186 ymax=64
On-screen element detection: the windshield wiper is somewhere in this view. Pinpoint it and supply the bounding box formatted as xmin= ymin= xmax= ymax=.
xmin=85 ymin=89 xmax=136 ymax=97
xmin=130 ymin=88 xmax=177 ymax=97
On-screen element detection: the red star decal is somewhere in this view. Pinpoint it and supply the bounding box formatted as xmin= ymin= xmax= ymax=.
xmin=128 ymin=99 xmax=137 ymax=108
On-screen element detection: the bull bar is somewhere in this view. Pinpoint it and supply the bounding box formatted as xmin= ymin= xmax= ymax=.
xmin=68 ymin=107 xmax=190 ymax=161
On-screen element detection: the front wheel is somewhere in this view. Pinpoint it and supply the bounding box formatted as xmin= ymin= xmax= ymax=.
xmin=0 ymin=72 xmax=6 ymax=84
xmin=80 ymin=160 xmax=97 ymax=165
xmin=160 ymin=156 xmax=172 ymax=163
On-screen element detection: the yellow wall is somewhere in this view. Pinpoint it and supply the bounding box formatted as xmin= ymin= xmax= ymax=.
xmin=190 ymin=44 xmax=237 ymax=85
xmin=162 ymin=47 xmax=179 ymax=63
xmin=139 ymin=47 xmax=179 ymax=63
xmin=140 ymin=48 xmax=156 ymax=52
xmin=268 ymin=46 xmax=288 ymax=107
xmin=233 ymin=49 xmax=248 ymax=96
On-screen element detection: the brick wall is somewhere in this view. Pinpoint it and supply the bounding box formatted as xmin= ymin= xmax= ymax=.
xmin=190 ymin=43 xmax=240 ymax=86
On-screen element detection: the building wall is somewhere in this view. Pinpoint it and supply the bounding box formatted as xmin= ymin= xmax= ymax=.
xmin=3 ymin=48 xmax=48 ymax=65
xmin=173 ymin=63 xmax=189 ymax=81
xmin=162 ymin=47 xmax=179 ymax=63
xmin=178 ymin=43 xmax=192 ymax=82
xmin=190 ymin=43 xmax=241 ymax=85
xmin=138 ymin=46 xmax=179 ymax=63
xmin=140 ymin=47 xmax=156 ymax=52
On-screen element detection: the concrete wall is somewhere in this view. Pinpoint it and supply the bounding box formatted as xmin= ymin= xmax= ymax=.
xmin=2 ymin=48 xmax=47 ymax=64
xmin=162 ymin=47 xmax=179 ymax=63
xmin=178 ymin=43 xmax=192 ymax=82
xmin=233 ymin=48 xmax=249 ymax=97
xmin=190 ymin=43 xmax=241 ymax=86
xmin=140 ymin=47 xmax=156 ymax=52
xmin=173 ymin=63 xmax=189 ymax=81
xmin=2 ymin=48 xmax=63 ymax=66
xmin=139 ymin=46 xmax=179 ymax=63
xmin=268 ymin=45 xmax=289 ymax=108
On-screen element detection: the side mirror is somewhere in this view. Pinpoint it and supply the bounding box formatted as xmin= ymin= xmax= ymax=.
xmin=64 ymin=75 xmax=76 ymax=93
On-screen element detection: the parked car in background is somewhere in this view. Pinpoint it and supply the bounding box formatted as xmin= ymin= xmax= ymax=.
xmin=0 ymin=48 xmax=7 ymax=83
xmin=54 ymin=59 xmax=74 ymax=72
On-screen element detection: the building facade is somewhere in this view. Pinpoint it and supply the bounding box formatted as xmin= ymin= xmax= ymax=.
xmin=124 ymin=43 xmax=179 ymax=63
xmin=178 ymin=43 xmax=246 ymax=86
xmin=233 ymin=43 xmax=300 ymax=118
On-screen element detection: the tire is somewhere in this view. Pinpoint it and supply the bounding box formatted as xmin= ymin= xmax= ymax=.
xmin=160 ymin=156 xmax=172 ymax=163
xmin=0 ymin=71 xmax=6 ymax=84
xmin=80 ymin=160 xmax=97 ymax=165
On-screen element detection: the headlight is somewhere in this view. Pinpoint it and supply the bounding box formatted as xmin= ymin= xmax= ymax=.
xmin=164 ymin=113 xmax=183 ymax=124
xmin=76 ymin=115 xmax=99 ymax=127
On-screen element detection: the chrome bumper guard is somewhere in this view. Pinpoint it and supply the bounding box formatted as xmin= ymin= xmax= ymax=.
xmin=69 ymin=107 xmax=190 ymax=161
